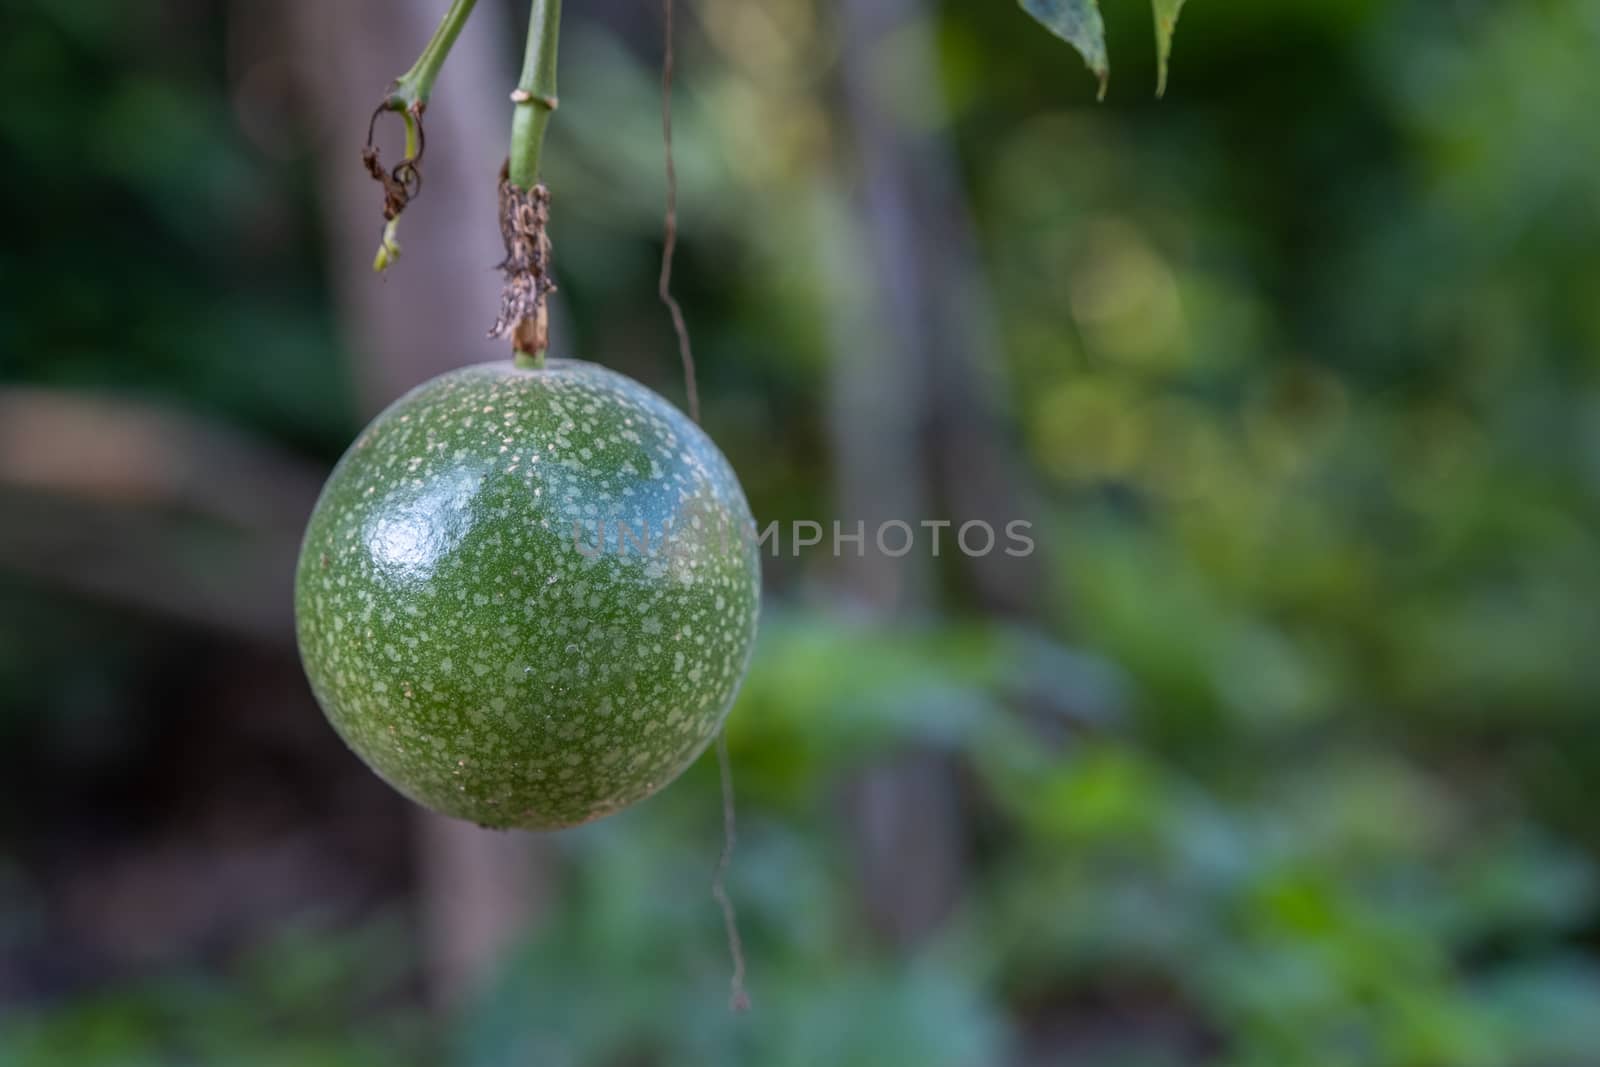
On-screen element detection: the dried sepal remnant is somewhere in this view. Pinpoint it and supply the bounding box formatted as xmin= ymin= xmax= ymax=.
xmin=490 ymin=166 xmax=558 ymax=357
xmin=364 ymin=105 xmax=427 ymax=271
xmin=364 ymin=105 xmax=426 ymax=220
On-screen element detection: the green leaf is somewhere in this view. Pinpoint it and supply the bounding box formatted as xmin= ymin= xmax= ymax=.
xmin=1152 ymin=0 xmax=1188 ymax=97
xmin=1019 ymin=0 xmax=1109 ymax=99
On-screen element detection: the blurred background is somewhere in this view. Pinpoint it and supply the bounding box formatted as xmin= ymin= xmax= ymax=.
xmin=4 ymin=0 xmax=1600 ymax=1064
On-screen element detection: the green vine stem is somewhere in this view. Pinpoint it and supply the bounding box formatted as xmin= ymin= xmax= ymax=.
xmin=387 ymin=0 xmax=480 ymax=114
xmin=367 ymin=0 xmax=479 ymax=272
xmin=508 ymin=0 xmax=562 ymax=190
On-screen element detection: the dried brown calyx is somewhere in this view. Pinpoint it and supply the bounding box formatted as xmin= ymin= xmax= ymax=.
xmin=363 ymin=104 xmax=425 ymax=223
xmin=490 ymin=163 xmax=557 ymax=359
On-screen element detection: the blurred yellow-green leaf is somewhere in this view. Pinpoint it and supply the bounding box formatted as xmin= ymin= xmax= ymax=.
xmin=1153 ymin=0 xmax=1188 ymax=96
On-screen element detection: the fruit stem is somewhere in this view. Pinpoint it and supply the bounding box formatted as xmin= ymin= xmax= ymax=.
xmin=499 ymin=0 xmax=562 ymax=363
xmin=508 ymin=0 xmax=562 ymax=191
xmin=387 ymin=0 xmax=480 ymax=113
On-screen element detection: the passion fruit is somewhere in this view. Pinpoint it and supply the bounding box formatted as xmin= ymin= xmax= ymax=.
xmin=294 ymin=359 xmax=761 ymax=830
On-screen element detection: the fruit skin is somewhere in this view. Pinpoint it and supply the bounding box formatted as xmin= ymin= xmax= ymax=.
xmin=294 ymin=360 xmax=761 ymax=830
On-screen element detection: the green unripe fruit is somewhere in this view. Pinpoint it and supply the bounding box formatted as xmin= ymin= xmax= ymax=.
xmin=294 ymin=360 xmax=761 ymax=830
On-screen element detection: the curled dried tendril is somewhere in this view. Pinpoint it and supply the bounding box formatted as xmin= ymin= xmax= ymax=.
xmin=489 ymin=164 xmax=557 ymax=360
xmin=363 ymin=103 xmax=427 ymax=272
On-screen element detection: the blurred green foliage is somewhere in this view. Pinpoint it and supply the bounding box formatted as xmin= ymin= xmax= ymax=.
xmin=1 ymin=917 xmax=422 ymax=1067
xmin=0 ymin=0 xmax=354 ymax=455
xmin=4 ymin=0 xmax=1600 ymax=1065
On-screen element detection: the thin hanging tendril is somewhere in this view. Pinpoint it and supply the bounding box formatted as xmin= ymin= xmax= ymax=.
xmin=659 ymin=0 xmax=746 ymax=1013
xmin=711 ymin=732 xmax=749 ymax=1012
xmin=659 ymin=0 xmax=701 ymax=425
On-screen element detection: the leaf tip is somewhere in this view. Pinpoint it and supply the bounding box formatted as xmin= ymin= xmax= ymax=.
xmin=1020 ymin=0 xmax=1111 ymax=99
xmin=1152 ymin=0 xmax=1187 ymax=97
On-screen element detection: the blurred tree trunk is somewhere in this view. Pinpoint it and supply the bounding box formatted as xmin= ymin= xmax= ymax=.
xmin=830 ymin=0 xmax=1025 ymax=947
xmin=831 ymin=0 xmax=1051 ymax=949
xmin=278 ymin=0 xmax=552 ymax=1006
xmin=0 ymin=389 xmax=321 ymax=643
xmin=836 ymin=0 xmax=1046 ymax=622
